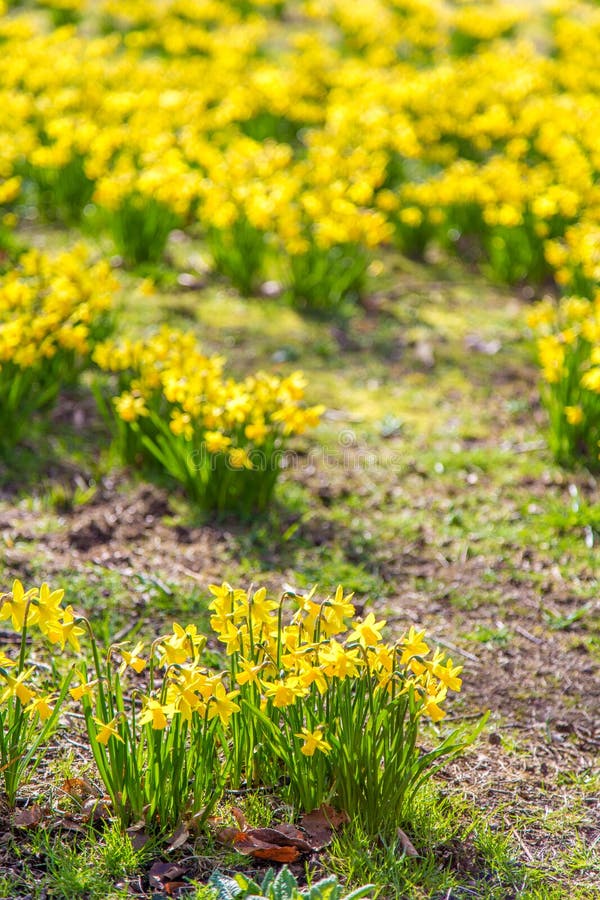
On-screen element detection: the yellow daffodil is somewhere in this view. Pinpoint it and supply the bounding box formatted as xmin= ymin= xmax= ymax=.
xmin=0 ymin=667 xmax=37 ymax=705
xmin=295 ymin=726 xmax=331 ymax=756
xmin=427 ymin=650 xmax=463 ymax=692
xmin=158 ymin=622 xmax=203 ymax=666
xmin=320 ymin=640 xmax=362 ymax=679
xmin=236 ymin=659 xmax=264 ymax=686
xmin=93 ymin=716 xmax=124 ymax=745
xmin=138 ymin=698 xmax=174 ymax=730
xmin=69 ymin=677 xmax=98 ymax=702
xmin=348 ymin=612 xmax=386 ymax=648
xmin=399 ymin=627 xmax=430 ymax=671
xmin=0 ymin=580 xmax=39 ymax=632
xmin=45 ymin=605 xmax=85 ymax=652
xmin=420 ymin=680 xmax=448 ymax=723
xmin=565 ymin=405 xmax=584 ymax=425
xmin=118 ymin=641 xmax=147 ymax=675
xmin=207 ymin=682 xmax=240 ymax=726
xmin=264 ymin=677 xmax=307 ymax=708
xmin=25 ymin=694 xmax=55 ymax=722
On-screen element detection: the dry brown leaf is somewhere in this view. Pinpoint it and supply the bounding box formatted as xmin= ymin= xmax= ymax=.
xmin=148 ymin=861 xmax=187 ymax=890
xmin=81 ymin=797 xmax=110 ymax=822
xmin=126 ymin=820 xmax=150 ymax=849
xmin=166 ymin=824 xmax=190 ymax=851
xmin=235 ymin=827 xmax=313 ymax=853
xmin=218 ymin=819 xmax=315 ymax=861
xmin=131 ymin=831 xmax=150 ymax=851
xmin=301 ymin=805 xmax=349 ymax=849
xmin=164 ymin=881 xmax=188 ymax=896
xmin=249 ymin=845 xmax=300 ymax=863
xmin=232 ymin=825 xmax=314 ymax=862
xmin=216 ymin=825 xmax=242 ymax=845
xmin=231 ymin=806 xmax=248 ymax=830
xmin=54 ymin=817 xmax=86 ymax=834
xmin=207 ymin=815 xmax=223 ymax=826
xmin=274 ymin=823 xmax=305 ymax=841
xmin=397 ymin=828 xmax=418 ymax=858
xmin=60 ymin=777 xmax=98 ymax=801
xmin=13 ymin=805 xmax=42 ymax=829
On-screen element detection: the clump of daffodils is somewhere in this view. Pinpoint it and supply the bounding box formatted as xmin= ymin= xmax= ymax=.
xmin=93 ymin=328 xmax=324 ymax=512
xmin=205 ymin=582 xmax=473 ymax=832
xmin=528 ymin=294 xmax=600 ymax=469
xmin=209 ymin=582 xmax=461 ymax=725
xmin=0 ymin=580 xmax=83 ymax=707
xmin=0 ymin=246 xmax=115 ymax=455
xmin=197 ymin=136 xmax=295 ymax=294
xmin=2 ymin=578 xmax=479 ymax=837
xmin=0 ymin=580 xmax=84 ymax=804
xmin=80 ymin=581 xmax=472 ymax=835
xmin=103 ymin=581 xmax=465 ymax=819
xmin=450 ymin=2 xmax=527 ymax=56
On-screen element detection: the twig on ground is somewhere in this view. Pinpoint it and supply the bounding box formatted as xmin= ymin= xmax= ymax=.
xmin=430 ymin=634 xmax=479 ymax=663
xmin=514 ymin=625 xmax=543 ymax=645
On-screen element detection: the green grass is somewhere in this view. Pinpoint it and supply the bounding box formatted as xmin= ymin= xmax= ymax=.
xmin=327 ymin=787 xmax=547 ymax=900
xmin=5 ymin=823 xmax=149 ymax=900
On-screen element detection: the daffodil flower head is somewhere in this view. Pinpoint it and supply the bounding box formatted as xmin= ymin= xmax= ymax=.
xmin=93 ymin=715 xmax=124 ymax=745
xmin=295 ymin=726 xmax=331 ymax=756
xmin=0 ymin=580 xmax=39 ymax=632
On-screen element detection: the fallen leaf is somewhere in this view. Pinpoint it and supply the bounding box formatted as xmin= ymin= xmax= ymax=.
xmin=274 ymin=823 xmax=305 ymax=841
xmin=305 ymin=804 xmax=349 ymax=830
xmin=81 ymin=797 xmax=110 ymax=822
xmin=13 ymin=805 xmax=42 ymax=829
xmin=218 ymin=819 xmax=316 ymax=862
xmin=231 ymin=825 xmax=314 ymax=862
xmin=207 ymin=815 xmax=223 ymax=826
xmin=216 ymin=826 xmax=242 ymax=845
xmin=148 ymin=862 xmax=187 ymax=890
xmin=126 ymin=820 xmax=150 ymax=848
xmin=54 ymin=817 xmax=86 ymax=835
xmin=249 ymin=845 xmax=300 ymax=863
xmin=301 ymin=805 xmax=349 ymax=850
xmin=215 ymin=806 xmax=249 ymax=845
xmin=60 ymin=777 xmax=98 ymax=801
xmin=397 ymin=828 xmax=418 ymax=857
xmin=131 ymin=831 xmax=150 ymax=851
xmin=231 ymin=806 xmax=248 ymax=830
xmin=165 ymin=882 xmax=188 ymax=896
xmin=166 ymin=824 xmax=190 ymax=851
xmin=235 ymin=827 xmax=313 ymax=853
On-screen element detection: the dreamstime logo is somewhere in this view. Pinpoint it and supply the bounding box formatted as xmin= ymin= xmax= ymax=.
xmin=187 ymin=429 xmax=404 ymax=473
xmin=338 ymin=428 xmax=356 ymax=448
